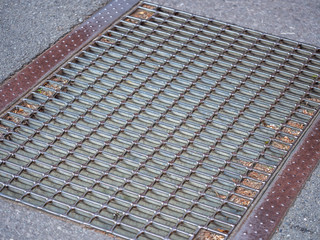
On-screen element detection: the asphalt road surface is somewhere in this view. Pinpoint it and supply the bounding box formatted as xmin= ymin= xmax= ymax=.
xmin=0 ymin=0 xmax=319 ymax=239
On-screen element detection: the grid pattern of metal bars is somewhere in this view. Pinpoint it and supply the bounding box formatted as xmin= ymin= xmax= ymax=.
xmin=0 ymin=2 xmax=320 ymax=239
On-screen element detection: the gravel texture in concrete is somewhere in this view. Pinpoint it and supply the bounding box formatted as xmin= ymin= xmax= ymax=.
xmin=0 ymin=198 xmax=118 ymax=240
xmin=0 ymin=0 xmax=111 ymax=82
xmin=0 ymin=0 xmax=319 ymax=239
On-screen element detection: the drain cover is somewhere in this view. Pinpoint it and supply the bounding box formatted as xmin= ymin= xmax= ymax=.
xmin=0 ymin=1 xmax=320 ymax=239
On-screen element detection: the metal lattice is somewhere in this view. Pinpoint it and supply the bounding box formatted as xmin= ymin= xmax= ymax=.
xmin=0 ymin=2 xmax=320 ymax=239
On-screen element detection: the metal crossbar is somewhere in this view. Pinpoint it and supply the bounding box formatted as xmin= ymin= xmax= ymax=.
xmin=0 ymin=1 xmax=319 ymax=239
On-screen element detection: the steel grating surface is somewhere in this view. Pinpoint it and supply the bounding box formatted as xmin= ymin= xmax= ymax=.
xmin=1 ymin=1 xmax=320 ymax=239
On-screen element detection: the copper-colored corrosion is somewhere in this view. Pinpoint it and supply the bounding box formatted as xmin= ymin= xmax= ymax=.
xmin=125 ymin=4 xmax=155 ymax=23
xmin=195 ymin=229 xmax=225 ymax=240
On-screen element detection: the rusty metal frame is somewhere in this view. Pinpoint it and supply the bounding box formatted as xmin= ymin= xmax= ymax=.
xmin=0 ymin=1 xmax=320 ymax=239
xmin=230 ymin=111 xmax=320 ymax=239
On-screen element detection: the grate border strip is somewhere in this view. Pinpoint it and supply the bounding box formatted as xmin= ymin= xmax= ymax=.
xmin=230 ymin=111 xmax=320 ymax=239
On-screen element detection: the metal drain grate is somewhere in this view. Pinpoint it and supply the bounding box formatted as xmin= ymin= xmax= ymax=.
xmin=1 ymin=1 xmax=320 ymax=239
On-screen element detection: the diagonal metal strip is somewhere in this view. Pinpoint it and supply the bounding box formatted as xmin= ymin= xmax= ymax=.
xmin=0 ymin=1 xmax=320 ymax=239
xmin=231 ymin=111 xmax=320 ymax=239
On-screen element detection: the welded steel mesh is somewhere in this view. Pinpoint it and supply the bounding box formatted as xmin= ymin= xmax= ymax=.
xmin=1 ymin=2 xmax=320 ymax=239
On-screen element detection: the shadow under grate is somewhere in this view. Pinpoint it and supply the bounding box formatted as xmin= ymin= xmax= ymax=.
xmin=0 ymin=1 xmax=320 ymax=239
